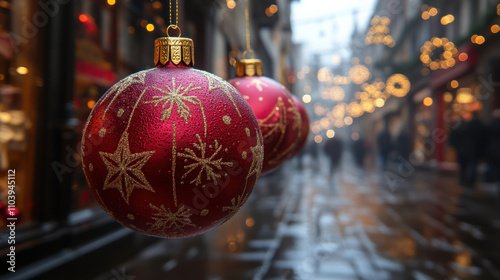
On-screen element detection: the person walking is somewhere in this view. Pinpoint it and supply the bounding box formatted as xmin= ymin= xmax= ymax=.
xmin=377 ymin=126 xmax=392 ymax=170
xmin=324 ymin=136 xmax=343 ymax=173
xmin=449 ymin=111 xmax=486 ymax=188
xmin=485 ymin=109 xmax=500 ymax=191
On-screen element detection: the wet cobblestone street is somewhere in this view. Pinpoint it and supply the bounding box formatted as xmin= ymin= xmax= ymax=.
xmin=95 ymin=153 xmax=500 ymax=280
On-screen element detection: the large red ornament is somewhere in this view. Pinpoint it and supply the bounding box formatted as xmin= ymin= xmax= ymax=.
xmin=229 ymin=59 xmax=302 ymax=173
xmin=81 ymin=37 xmax=263 ymax=238
xmin=290 ymin=95 xmax=310 ymax=157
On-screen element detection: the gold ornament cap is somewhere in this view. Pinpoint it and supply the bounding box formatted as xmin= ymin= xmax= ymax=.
xmin=236 ymin=59 xmax=263 ymax=77
xmin=154 ymin=37 xmax=194 ymax=67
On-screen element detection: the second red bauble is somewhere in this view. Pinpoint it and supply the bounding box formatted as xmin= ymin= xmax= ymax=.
xmin=230 ymin=59 xmax=302 ymax=173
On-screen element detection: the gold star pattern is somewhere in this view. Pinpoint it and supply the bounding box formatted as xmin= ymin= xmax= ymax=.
xmin=99 ymin=132 xmax=155 ymax=204
xmin=248 ymin=79 xmax=268 ymax=92
xmin=143 ymin=77 xmax=203 ymax=123
xmin=178 ymin=134 xmax=234 ymax=186
xmin=192 ymin=69 xmax=241 ymax=117
xmin=246 ymin=128 xmax=264 ymax=182
xmin=148 ymin=204 xmax=196 ymax=233
xmin=102 ymin=68 xmax=153 ymax=118
xmin=222 ymin=194 xmax=249 ymax=217
xmin=287 ymin=98 xmax=302 ymax=132
xmin=259 ymin=97 xmax=287 ymax=143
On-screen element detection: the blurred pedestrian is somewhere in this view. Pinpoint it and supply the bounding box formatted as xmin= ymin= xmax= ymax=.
xmin=352 ymin=136 xmax=366 ymax=168
xmin=449 ymin=111 xmax=486 ymax=188
xmin=377 ymin=126 xmax=392 ymax=169
xmin=396 ymin=129 xmax=411 ymax=162
xmin=324 ymin=136 xmax=343 ymax=173
xmin=485 ymin=109 xmax=500 ymax=189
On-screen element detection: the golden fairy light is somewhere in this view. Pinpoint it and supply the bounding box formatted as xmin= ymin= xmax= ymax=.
xmin=366 ymin=16 xmax=395 ymax=47
xmin=491 ymin=24 xmax=500 ymax=33
xmin=347 ymin=102 xmax=363 ymax=118
xmin=314 ymin=103 xmax=327 ymax=116
xmin=331 ymin=103 xmax=346 ymax=119
xmin=423 ymin=97 xmax=433 ymax=106
xmin=420 ymin=37 xmax=458 ymax=70
xmin=349 ymin=65 xmax=370 ymax=84
xmin=361 ymin=100 xmax=375 ymax=113
xmin=302 ymin=94 xmax=311 ymax=103
xmin=440 ymin=14 xmax=454 ymax=25
xmin=322 ymin=86 xmax=345 ymax=101
xmin=456 ymin=88 xmax=474 ymax=104
xmin=385 ymin=74 xmax=411 ymax=97
xmin=374 ymin=98 xmax=385 ymax=107
xmin=334 ymin=119 xmax=344 ymax=128
xmin=443 ymin=92 xmax=453 ymax=103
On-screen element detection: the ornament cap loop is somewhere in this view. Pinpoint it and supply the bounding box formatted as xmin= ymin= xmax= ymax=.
xmin=154 ymin=36 xmax=194 ymax=67
xmin=236 ymin=59 xmax=263 ymax=77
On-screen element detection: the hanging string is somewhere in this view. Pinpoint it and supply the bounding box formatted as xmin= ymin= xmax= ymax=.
xmin=169 ymin=0 xmax=179 ymax=26
xmin=167 ymin=0 xmax=180 ymax=37
xmin=244 ymin=0 xmax=254 ymax=58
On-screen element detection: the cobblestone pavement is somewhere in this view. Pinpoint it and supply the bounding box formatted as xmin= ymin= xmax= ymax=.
xmin=94 ymin=152 xmax=500 ymax=280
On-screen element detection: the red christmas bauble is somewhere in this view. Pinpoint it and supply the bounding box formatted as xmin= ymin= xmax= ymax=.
xmin=229 ymin=60 xmax=302 ymax=173
xmin=290 ymin=95 xmax=310 ymax=157
xmin=81 ymin=37 xmax=263 ymax=238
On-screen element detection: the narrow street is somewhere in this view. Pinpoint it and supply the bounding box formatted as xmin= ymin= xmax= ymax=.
xmin=94 ymin=152 xmax=500 ymax=280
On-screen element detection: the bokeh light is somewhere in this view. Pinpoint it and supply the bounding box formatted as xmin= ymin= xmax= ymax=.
xmin=302 ymin=94 xmax=311 ymax=103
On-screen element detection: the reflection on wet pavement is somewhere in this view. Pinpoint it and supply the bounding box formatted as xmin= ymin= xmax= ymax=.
xmin=94 ymin=153 xmax=500 ymax=280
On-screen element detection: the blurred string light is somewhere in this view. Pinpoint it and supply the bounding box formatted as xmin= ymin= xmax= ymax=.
xmin=374 ymin=98 xmax=385 ymax=107
xmin=458 ymin=52 xmax=468 ymax=62
xmin=302 ymin=94 xmax=311 ymax=103
xmin=497 ymin=4 xmax=500 ymax=16
xmin=79 ymin=14 xmax=88 ymax=22
xmin=420 ymin=37 xmax=458 ymax=70
xmin=146 ymin=23 xmax=155 ymax=32
xmin=152 ymin=1 xmax=162 ymax=9
xmin=351 ymin=132 xmax=360 ymax=141
xmin=365 ymin=16 xmax=395 ymax=47
xmin=385 ymin=74 xmax=410 ymax=97
xmin=226 ymin=0 xmax=236 ymax=9
xmin=364 ymin=56 xmax=373 ymax=65
xmin=314 ymin=103 xmax=327 ymax=116
xmin=326 ymin=129 xmax=335 ymax=138
xmin=443 ymin=92 xmax=453 ymax=103
xmin=321 ymin=86 xmax=345 ymax=101
xmin=491 ymin=24 xmax=500 ymax=34
xmin=265 ymin=4 xmax=278 ymax=17
xmin=348 ymin=65 xmax=370 ymax=84
xmin=421 ymin=6 xmax=438 ymax=20
xmin=440 ymin=14 xmax=454 ymax=25
xmin=107 ymin=0 xmax=116 ymax=6
xmin=456 ymin=88 xmax=474 ymax=104
xmin=87 ymin=100 xmax=96 ymax=109
xmin=347 ymin=102 xmax=364 ymax=118
xmin=450 ymin=80 xmax=459 ymax=89
xmin=16 ymin=67 xmax=28 ymax=75
xmin=296 ymin=65 xmax=310 ymax=80
xmin=423 ymin=97 xmax=433 ymax=106
xmin=314 ymin=135 xmax=323 ymax=144
xmin=471 ymin=35 xmax=485 ymax=45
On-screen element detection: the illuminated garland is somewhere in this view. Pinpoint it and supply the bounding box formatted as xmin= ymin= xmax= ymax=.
xmin=420 ymin=37 xmax=458 ymax=70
